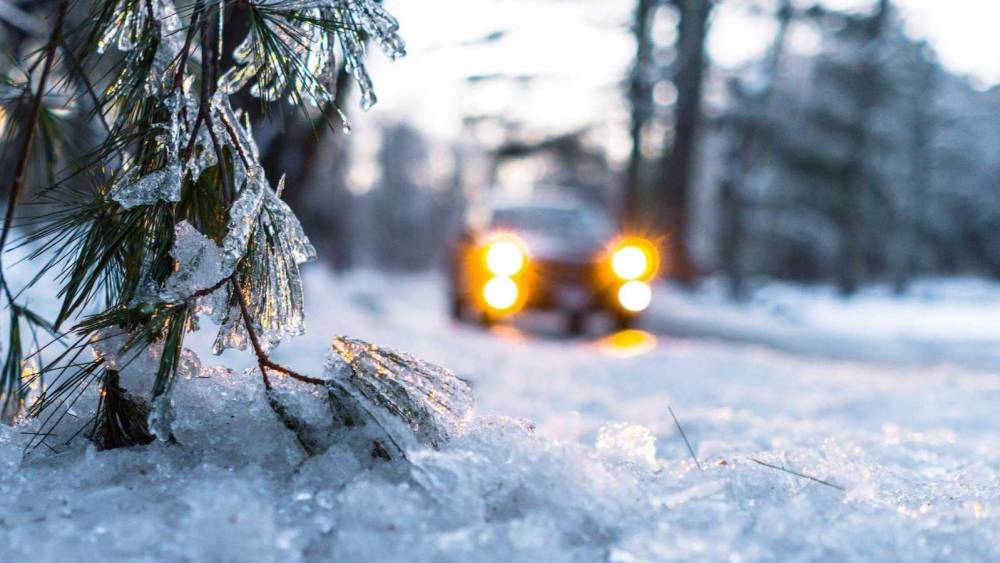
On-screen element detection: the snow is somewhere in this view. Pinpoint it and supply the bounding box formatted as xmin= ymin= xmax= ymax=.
xmin=649 ymin=278 xmax=1000 ymax=370
xmin=2 ymin=266 xmax=999 ymax=560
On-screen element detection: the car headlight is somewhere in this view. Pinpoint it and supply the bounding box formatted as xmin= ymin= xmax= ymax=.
xmin=482 ymin=277 xmax=520 ymax=311
xmin=617 ymin=280 xmax=652 ymax=312
xmin=610 ymin=238 xmax=658 ymax=281
xmin=484 ymin=236 xmax=527 ymax=277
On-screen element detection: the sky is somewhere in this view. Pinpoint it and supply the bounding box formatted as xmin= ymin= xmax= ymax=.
xmin=360 ymin=0 xmax=1000 ymax=144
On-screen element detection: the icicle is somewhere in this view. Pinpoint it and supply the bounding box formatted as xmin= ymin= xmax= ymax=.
xmin=334 ymin=5 xmax=378 ymax=110
xmin=97 ymin=0 xmax=185 ymax=94
xmin=150 ymin=0 xmax=185 ymax=94
xmin=218 ymin=1 xmax=404 ymax=109
xmin=211 ymin=300 xmax=248 ymax=355
xmin=347 ymin=0 xmax=407 ymax=60
xmin=109 ymin=163 xmax=183 ymax=209
xmin=325 ymin=336 xmax=474 ymax=454
xmin=148 ymin=349 xmax=200 ymax=440
xmin=261 ymin=180 xmax=317 ymax=265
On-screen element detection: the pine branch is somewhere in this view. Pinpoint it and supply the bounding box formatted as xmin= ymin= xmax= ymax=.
xmin=0 ymin=0 xmax=68 ymax=272
xmin=58 ymin=41 xmax=112 ymax=135
xmin=3 ymin=0 xmax=407 ymax=449
xmin=231 ymin=275 xmax=324 ymax=387
xmin=0 ymin=0 xmax=68 ymax=419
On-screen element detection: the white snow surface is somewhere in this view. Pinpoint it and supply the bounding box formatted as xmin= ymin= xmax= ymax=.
xmin=2 ymin=266 xmax=999 ymax=561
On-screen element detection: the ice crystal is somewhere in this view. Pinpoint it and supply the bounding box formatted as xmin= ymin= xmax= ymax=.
xmin=91 ymin=329 xmax=164 ymax=397
xmin=146 ymin=157 xmax=314 ymax=354
xmin=209 ymin=92 xmax=261 ymax=187
xmin=109 ymin=163 xmax=183 ymax=209
xmin=148 ymin=349 xmax=201 ymax=440
xmin=160 ymin=222 xmax=226 ymax=302
xmin=346 ymin=0 xmax=407 ymax=60
xmin=219 ymin=0 xmax=405 ymax=110
xmin=219 ymin=6 xmax=333 ymax=105
xmin=324 ymin=336 xmax=474 ymax=455
xmin=107 ymin=92 xmax=202 ymax=210
xmin=220 ymin=167 xmax=267 ymax=268
xmin=98 ymin=0 xmax=185 ymax=93
xmin=595 ymin=423 xmax=661 ymax=472
xmin=205 ymin=165 xmax=316 ymax=354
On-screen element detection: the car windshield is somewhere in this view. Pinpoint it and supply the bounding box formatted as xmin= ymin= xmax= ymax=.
xmin=491 ymin=205 xmax=614 ymax=244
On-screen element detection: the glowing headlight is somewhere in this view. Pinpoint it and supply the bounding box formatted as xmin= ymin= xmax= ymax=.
xmin=618 ymin=280 xmax=652 ymax=312
xmin=610 ymin=238 xmax=658 ymax=281
xmin=483 ymin=277 xmax=519 ymax=310
xmin=485 ymin=238 xmax=526 ymax=277
xmin=612 ymin=246 xmax=649 ymax=280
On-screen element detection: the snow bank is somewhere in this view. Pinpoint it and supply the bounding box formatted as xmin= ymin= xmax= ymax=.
xmin=649 ymin=277 xmax=1000 ymax=370
xmin=1 ymin=360 xmax=997 ymax=561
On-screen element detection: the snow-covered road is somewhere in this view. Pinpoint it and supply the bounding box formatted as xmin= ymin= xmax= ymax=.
xmin=2 ymin=267 xmax=998 ymax=561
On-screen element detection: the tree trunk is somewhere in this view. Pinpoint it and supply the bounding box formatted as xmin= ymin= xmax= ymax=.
xmin=658 ymin=0 xmax=712 ymax=283
xmin=623 ymin=0 xmax=655 ymax=224
xmin=892 ymin=59 xmax=936 ymax=295
xmin=718 ymin=177 xmax=746 ymax=299
xmin=718 ymin=0 xmax=792 ymax=299
xmin=837 ymin=0 xmax=890 ymax=296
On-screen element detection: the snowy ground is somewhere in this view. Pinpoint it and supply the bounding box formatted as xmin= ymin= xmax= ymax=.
xmin=2 ymin=265 xmax=999 ymax=561
xmin=649 ymin=277 xmax=1000 ymax=370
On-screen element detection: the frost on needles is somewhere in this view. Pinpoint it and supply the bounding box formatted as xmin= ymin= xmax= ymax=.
xmin=2 ymin=0 xmax=464 ymax=458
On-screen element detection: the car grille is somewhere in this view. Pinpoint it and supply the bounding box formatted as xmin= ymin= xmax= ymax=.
xmin=533 ymin=259 xmax=596 ymax=287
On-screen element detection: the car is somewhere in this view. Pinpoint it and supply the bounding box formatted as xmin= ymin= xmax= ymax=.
xmin=447 ymin=197 xmax=660 ymax=334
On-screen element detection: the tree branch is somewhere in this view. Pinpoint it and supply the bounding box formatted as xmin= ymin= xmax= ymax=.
xmin=0 ymin=0 xmax=68 ymax=297
xmin=230 ymin=275 xmax=324 ymax=387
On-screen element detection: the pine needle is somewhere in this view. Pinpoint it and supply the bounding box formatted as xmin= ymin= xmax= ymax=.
xmin=668 ymin=406 xmax=702 ymax=471
xmin=750 ymin=458 xmax=845 ymax=491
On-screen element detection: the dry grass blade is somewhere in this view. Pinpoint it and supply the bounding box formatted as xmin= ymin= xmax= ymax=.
xmin=668 ymin=406 xmax=702 ymax=471
xmin=750 ymin=458 xmax=845 ymax=491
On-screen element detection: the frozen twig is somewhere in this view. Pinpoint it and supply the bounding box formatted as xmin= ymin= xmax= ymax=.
xmin=230 ymin=276 xmax=325 ymax=387
xmin=231 ymin=275 xmax=324 ymax=455
xmin=750 ymin=458 xmax=845 ymax=491
xmin=669 ymin=406 xmax=702 ymax=471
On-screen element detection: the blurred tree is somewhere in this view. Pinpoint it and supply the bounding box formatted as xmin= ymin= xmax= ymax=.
xmin=623 ymin=0 xmax=655 ymax=223
xmin=835 ymin=0 xmax=891 ymax=295
xmin=717 ymin=0 xmax=793 ymax=299
xmin=738 ymin=0 xmax=896 ymax=291
xmin=656 ymin=0 xmax=714 ymax=283
xmin=890 ymin=43 xmax=937 ymax=293
xmin=371 ymin=122 xmax=438 ymax=270
xmin=709 ymin=0 xmax=1000 ymax=291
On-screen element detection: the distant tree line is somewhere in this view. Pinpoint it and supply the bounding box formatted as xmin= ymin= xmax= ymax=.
xmin=626 ymin=0 xmax=1000 ymax=296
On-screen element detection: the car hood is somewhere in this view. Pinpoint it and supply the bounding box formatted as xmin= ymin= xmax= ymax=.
xmin=519 ymin=232 xmax=604 ymax=264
